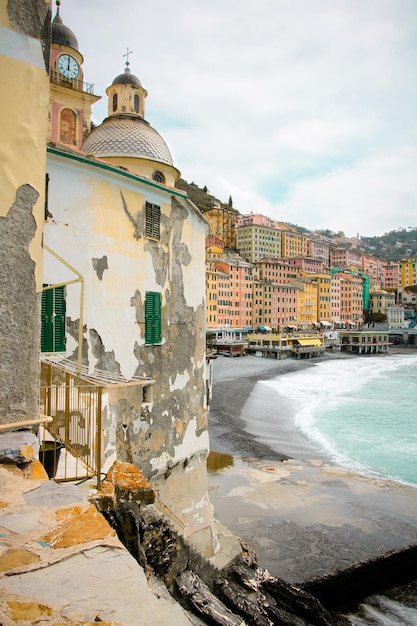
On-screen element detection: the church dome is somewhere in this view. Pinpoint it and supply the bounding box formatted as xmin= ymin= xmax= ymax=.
xmin=82 ymin=115 xmax=174 ymax=166
xmin=112 ymin=66 xmax=142 ymax=87
xmin=51 ymin=1 xmax=79 ymax=51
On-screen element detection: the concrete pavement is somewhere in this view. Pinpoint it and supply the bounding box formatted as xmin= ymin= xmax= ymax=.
xmin=0 ymin=463 xmax=195 ymax=625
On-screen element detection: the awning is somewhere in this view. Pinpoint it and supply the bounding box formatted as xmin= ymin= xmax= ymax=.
xmin=297 ymin=338 xmax=322 ymax=347
xmin=320 ymin=321 xmax=331 ymax=327
xmin=286 ymin=325 xmax=297 ymax=329
xmin=258 ymin=326 xmax=266 ymax=331
xmin=264 ymin=326 xmax=272 ymax=332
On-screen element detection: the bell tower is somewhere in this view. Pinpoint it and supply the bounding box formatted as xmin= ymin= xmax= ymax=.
xmin=49 ymin=0 xmax=100 ymax=149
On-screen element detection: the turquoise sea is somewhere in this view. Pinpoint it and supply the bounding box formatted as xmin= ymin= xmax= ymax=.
xmin=262 ymin=352 xmax=417 ymax=624
xmin=264 ymin=353 xmax=417 ymax=487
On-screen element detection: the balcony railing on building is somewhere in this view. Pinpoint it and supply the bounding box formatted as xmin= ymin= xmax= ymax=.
xmin=40 ymin=357 xmax=153 ymax=488
xmin=50 ymin=70 xmax=95 ymax=94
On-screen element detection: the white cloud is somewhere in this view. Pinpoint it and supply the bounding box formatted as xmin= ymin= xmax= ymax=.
xmin=64 ymin=0 xmax=417 ymax=237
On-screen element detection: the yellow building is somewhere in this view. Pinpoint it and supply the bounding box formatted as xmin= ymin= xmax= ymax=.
xmin=0 ymin=0 xmax=51 ymax=428
xmin=281 ymin=229 xmax=308 ymax=258
xmin=289 ymin=278 xmax=318 ymax=327
xmin=201 ymin=204 xmax=238 ymax=249
xmin=369 ymin=290 xmax=396 ymax=316
xmin=398 ymin=256 xmax=417 ymax=291
xmin=300 ymin=272 xmax=332 ymax=324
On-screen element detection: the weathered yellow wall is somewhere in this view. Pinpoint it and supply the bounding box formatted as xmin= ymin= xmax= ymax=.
xmin=0 ymin=0 xmax=50 ymax=426
xmin=0 ymin=1 xmax=50 ymax=287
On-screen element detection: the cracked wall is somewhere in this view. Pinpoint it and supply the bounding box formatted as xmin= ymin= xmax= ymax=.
xmin=44 ymin=150 xmax=213 ymax=537
xmin=0 ymin=1 xmax=50 ymax=426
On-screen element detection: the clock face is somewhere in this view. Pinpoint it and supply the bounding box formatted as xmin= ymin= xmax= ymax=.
xmin=57 ymin=54 xmax=79 ymax=79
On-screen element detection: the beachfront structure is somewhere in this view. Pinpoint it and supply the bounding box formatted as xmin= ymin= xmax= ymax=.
xmin=338 ymin=330 xmax=390 ymax=354
xmin=42 ymin=4 xmax=221 ymax=553
xmin=201 ymin=204 xmax=238 ymax=249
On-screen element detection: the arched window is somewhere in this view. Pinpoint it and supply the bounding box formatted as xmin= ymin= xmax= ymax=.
xmin=60 ymin=108 xmax=77 ymax=145
xmin=112 ymin=93 xmax=118 ymax=112
xmin=134 ymin=94 xmax=140 ymax=113
xmin=152 ymin=170 xmax=165 ymax=184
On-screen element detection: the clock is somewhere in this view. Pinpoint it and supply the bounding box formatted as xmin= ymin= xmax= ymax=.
xmin=57 ymin=54 xmax=79 ymax=79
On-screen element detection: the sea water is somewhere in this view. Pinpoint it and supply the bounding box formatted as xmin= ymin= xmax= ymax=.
xmin=263 ymin=353 xmax=417 ymax=624
xmin=264 ymin=353 xmax=417 ymax=487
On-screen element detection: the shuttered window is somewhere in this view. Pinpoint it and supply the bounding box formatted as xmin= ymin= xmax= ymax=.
xmin=41 ymin=285 xmax=66 ymax=352
xmin=145 ymin=202 xmax=160 ymax=240
xmin=145 ymin=291 xmax=162 ymax=345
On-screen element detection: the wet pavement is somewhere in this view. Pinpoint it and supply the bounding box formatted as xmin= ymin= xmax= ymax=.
xmin=207 ymin=453 xmax=417 ymax=584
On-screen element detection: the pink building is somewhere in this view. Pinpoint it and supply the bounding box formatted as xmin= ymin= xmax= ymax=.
xmin=285 ymin=256 xmax=325 ymax=273
xmin=215 ymin=258 xmax=253 ymax=328
xmin=307 ymin=237 xmax=331 ymax=266
xmin=383 ymin=261 xmax=399 ymax=290
xmin=361 ymin=253 xmax=386 ymax=283
xmin=254 ymin=258 xmax=300 ymax=283
xmin=330 ymin=247 xmax=362 ymax=269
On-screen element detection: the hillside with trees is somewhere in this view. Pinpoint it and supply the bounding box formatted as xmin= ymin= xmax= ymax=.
xmin=176 ymin=179 xmax=417 ymax=260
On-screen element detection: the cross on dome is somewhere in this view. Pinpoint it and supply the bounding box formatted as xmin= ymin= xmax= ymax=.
xmin=123 ymin=47 xmax=134 ymax=67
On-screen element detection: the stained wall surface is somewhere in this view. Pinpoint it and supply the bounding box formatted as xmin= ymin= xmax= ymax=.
xmin=44 ymin=148 xmax=214 ymax=538
xmin=0 ymin=0 xmax=50 ymax=426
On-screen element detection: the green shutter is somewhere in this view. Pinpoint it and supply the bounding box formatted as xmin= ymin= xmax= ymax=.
xmin=41 ymin=285 xmax=66 ymax=352
xmin=53 ymin=286 xmax=66 ymax=352
xmin=145 ymin=292 xmax=161 ymax=344
xmin=41 ymin=288 xmax=53 ymax=352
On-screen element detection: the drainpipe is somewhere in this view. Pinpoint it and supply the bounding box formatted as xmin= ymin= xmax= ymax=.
xmin=43 ymin=245 xmax=85 ymax=375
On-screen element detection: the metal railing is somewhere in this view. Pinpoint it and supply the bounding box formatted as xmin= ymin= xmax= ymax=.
xmin=40 ymin=363 xmax=102 ymax=487
xmin=50 ymin=70 xmax=95 ymax=94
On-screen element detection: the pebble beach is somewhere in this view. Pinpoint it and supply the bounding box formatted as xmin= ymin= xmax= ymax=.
xmin=207 ymin=351 xmax=417 ymax=585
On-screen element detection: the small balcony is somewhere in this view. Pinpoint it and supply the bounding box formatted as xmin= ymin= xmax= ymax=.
xmin=50 ymin=70 xmax=95 ymax=94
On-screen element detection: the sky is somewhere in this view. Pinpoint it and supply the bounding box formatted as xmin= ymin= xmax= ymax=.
xmin=63 ymin=0 xmax=417 ymax=237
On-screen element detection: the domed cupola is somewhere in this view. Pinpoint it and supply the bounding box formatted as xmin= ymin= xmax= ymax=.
xmin=51 ymin=0 xmax=79 ymax=51
xmin=82 ymin=53 xmax=180 ymax=186
xmin=105 ymin=56 xmax=147 ymax=119
xmin=112 ymin=65 xmax=142 ymax=88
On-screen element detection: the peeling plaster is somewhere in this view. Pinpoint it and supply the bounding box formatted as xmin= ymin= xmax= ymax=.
xmin=92 ymin=255 xmax=108 ymax=280
xmin=169 ymin=370 xmax=190 ymax=393
xmin=0 ymin=185 xmax=40 ymax=423
xmin=89 ymin=328 xmax=121 ymax=374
